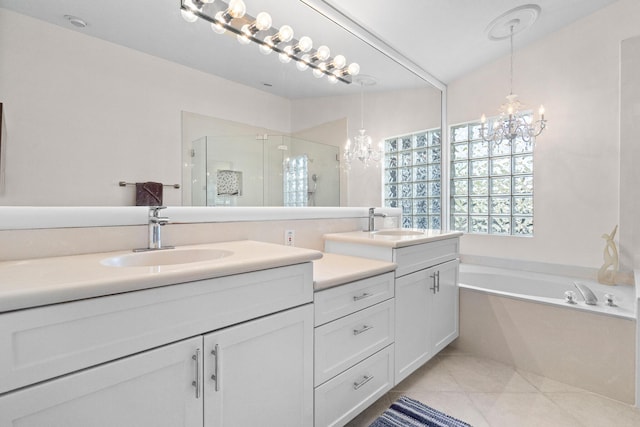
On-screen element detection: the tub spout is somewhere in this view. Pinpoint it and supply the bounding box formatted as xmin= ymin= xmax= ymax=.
xmin=574 ymin=282 xmax=598 ymax=305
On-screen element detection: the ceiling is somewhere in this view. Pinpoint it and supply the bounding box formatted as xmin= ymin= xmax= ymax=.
xmin=0 ymin=0 xmax=619 ymax=98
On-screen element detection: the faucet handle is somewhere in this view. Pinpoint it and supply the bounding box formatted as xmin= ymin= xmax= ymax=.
xmin=149 ymin=206 xmax=167 ymax=216
xmin=604 ymin=293 xmax=617 ymax=307
xmin=564 ymin=290 xmax=577 ymax=304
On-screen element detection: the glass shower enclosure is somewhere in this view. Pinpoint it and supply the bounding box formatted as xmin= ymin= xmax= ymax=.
xmin=190 ymin=135 xmax=340 ymax=207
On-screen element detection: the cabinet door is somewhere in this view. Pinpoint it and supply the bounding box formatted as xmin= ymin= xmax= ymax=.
xmin=0 ymin=337 xmax=203 ymax=427
xmin=394 ymin=267 xmax=434 ymax=384
xmin=203 ymin=304 xmax=314 ymax=427
xmin=431 ymin=260 xmax=460 ymax=354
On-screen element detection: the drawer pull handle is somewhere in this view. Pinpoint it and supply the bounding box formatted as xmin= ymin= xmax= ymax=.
xmin=192 ymin=349 xmax=201 ymax=399
xmin=430 ymin=271 xmax=438 ymax=294
xmin=353 ymin=292 xmax=372 ymax=301
xmin=353 ymin=325 xmax=373 ymax=335
xmin=211 ymin=344 xmax=220 ymax=391
xmin=353 ymin=375 xmax=374 ymax=390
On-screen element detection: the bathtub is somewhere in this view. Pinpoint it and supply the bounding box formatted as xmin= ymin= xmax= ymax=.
xmin=459 ymin=264 xmax=636 ymax=319
xmin=454 ymin=263 xmax=637 ymax=404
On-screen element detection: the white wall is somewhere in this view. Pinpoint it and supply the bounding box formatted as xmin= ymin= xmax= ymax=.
xmin=448 ymin=0 xmax=640 ymax=270
xmin=620 ymin=36 xmax=640 ymax=271
xmin=0 ymin=9 xmax=291 ymax=206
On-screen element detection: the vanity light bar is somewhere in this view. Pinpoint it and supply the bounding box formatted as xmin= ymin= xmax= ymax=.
xmin=180 ymin=0 xmax=360 ymax=84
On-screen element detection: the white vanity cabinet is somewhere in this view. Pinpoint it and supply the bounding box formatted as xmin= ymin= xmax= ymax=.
xmin=203 ymin=304 xmax=313 ymax=427
xmin=313 ymin=272 xmax=396 ymax=427
xmin=0 ymin=262 xmax=314 ymax=427
xmin=0 ymin=336 xmax=205 ymax=427
xmin=324 ymin=232 xmax=461 ymax=386
xmin=395 ymin=259 xmax=459 ymax=383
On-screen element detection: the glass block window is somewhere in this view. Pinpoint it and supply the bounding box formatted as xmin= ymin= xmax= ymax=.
xmin=383 ymin=129 xmax=442 ymax=229
xmin=450 ymin=120 xmax=534 ymax=236
xmin=283 ymin=155 xmax=308 ymax=207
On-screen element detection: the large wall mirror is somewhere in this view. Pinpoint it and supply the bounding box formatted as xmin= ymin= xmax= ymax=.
xmin=0 ymin=0 xmax=442 ymax=207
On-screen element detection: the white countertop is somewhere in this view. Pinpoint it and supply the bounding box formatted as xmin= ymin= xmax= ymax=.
xmin=313 ymin=253 xmax=397 ymax=291
xmin=0 ymin=241 xmax=322 ymax=313
xmin=323 ymin=229 xmax=463 ymax=248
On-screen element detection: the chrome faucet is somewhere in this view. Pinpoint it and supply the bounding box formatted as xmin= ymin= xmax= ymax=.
xmin=135 ymin=206 xmax=174 ymax=252
xmin=365 ymin=207 xmax=387 ymax=232
xmin=574 ymin=282 xmax=598 ymax=305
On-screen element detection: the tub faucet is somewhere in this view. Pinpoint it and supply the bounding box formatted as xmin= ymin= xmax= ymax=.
xmin=135 ymin=206 xmax=174 ymax=252
xmin=574 ymin=282 xmax=598 ymax=305
xmin=365 ymin=207 xmax=387 ymax=232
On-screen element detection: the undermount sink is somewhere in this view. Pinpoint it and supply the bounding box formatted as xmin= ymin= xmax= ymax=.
xmin=373 ymin=229 xmax=425 ymax=236
xmin=101 ymin=248 xmax=233 ymax=267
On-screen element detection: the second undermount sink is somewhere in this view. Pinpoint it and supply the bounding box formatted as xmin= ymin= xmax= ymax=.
xmin=373 ymin=229 xmax=426 ymax=236
xmin=101 ymin=248 xmax=233 ymax=267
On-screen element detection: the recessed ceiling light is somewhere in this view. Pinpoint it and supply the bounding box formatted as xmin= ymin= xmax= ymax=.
xmin=262 ymin=82 xmax=273 ymax=87
xmin=64 ymin=15 xmax=88 ymax=28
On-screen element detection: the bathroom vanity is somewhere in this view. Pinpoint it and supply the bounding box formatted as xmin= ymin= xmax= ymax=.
xmin=324 ymin=229 xmax=462 ymax=384
xmin=0 ymin=241 xmax=321 ymax=427
xmin=313 ymin=253 xmax=396 ymax=426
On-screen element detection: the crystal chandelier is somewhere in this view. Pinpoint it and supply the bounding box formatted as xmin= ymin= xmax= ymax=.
xmin=344 ymin=76 xmax=381 ymax=167
xmin=481 ymin=23 xmax=546 ymax=144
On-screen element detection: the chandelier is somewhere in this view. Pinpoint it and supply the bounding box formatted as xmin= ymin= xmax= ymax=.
xmin=480 ymin=21 xmax=546 ymax=144
xmin=344 ymin=76 xmax=381 ymax=167
xmin=180 ymin=0 xmax=360 ymax=84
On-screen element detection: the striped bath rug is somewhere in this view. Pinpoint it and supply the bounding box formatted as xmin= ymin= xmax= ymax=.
xmin=369 ymin=396 xmax=472 ymax=427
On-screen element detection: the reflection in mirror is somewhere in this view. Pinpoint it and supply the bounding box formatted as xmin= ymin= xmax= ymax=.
xmin=187 ymin=133 xmax=339 ymax=207
xmin=0 ymin=0 xmax=441 ymax=208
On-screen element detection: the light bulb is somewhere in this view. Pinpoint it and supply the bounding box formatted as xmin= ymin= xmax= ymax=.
xmin=328 ymin=75 xmax=338 ymax=84
xmin=276 ymin=25 xmax=294 ymax=43
xmin=539 ymin=105 xmax=545 ymax=118
xmin=213 ymin=11 xmax=228 ymax=32
xmin=297 ymin=36 xmax=313 ymax=53
xmin=347 ymin=63 xmax=360 ymax=76
xmin=313 ymin=63 xmax=326 ymax=78
xmin=254 ymin=12 xmax=272 ymax=31
xmin=315 ymin=45 xmax=330 ymax=61
xmin=481 ymin=114 xmax=486 ymax=124
xmin=237 ymin=26 xmax=251 ymax=44
xmin=279 ymin=46 xmax=293 ymax=64
xmin=296 ymin=54 xmax=310 ymax=71
xmin=181 ymin=9 xmax=198 ymax=23
xmin=332 ymin=54 xmax=346 ymax=69
xmin=211 ymin=21 xmax=225 ymax=34
xmin=260 ymin=38 xmax=273 ymax=54
xmin=228 ymin=0 xmax=246 ymax=18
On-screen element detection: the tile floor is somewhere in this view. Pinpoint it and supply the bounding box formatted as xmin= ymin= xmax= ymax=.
xmin=346 ymin=347 xmax=640 ymax=427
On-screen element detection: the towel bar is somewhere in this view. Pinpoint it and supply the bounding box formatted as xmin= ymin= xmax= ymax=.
xmin=119 ymin=181 xmax=180 ymax=189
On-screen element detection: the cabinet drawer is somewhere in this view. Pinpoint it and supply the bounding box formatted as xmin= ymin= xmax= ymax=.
xmin=314 ymin=345 xmax=394 ymax=427
xmin=315 ymin=299 xmax=394 ymax=386
xmin=394 ymin=238 xmax=459 ymax=277
xmin=314 ymin=272 xmax=394 ymax=326
xmin=0 ymin=263 xmax=312 ymax=394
